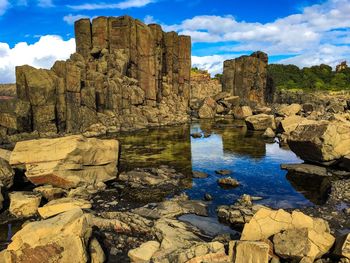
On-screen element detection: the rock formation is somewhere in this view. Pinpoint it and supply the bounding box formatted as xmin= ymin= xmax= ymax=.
xmin=222 ymin=51 xmax=270 ymax=105
xmin=0 ymin=16 xmax=191 ymax=139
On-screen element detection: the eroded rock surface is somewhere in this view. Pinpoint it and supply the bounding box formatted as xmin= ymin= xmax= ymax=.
xmin=10 ymin=135 xmax=119 ymax=189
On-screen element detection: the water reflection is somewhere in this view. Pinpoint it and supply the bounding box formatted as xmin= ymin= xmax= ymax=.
xmin=115 ymin=120 xmax=317 ymax=216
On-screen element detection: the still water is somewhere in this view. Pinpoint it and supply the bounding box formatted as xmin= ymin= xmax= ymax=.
xmin=117 ymin=119 xmax=314 ymax=216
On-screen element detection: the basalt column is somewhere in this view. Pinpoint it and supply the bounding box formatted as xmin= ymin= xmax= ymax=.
xmin=222 ymin=51 xmax=269 ymax=105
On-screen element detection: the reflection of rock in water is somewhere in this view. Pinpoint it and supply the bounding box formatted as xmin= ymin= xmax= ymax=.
xmin=286 ymin=172 xmax=331 ymax=205
xmin=221 ymin=126 xmax=266 ymax=159
xmin=116 ymin=124 xmax=192 ymax=175
xmin=195 ymin=119 xmax=266 ymax=159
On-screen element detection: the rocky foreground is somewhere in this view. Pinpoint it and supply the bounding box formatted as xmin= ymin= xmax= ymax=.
xmin=0 ymin=115 xmax=349 ymax=263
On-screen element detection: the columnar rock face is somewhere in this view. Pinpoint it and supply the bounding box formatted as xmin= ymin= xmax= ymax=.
xmin=222 ymin=51 xmax=269 ymax=105
xmin=0 ymin=16 xmax=191 ymax=139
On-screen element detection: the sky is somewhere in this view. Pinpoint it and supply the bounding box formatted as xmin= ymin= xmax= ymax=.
xmin=0 ymin=0 xmax=349 ymax=83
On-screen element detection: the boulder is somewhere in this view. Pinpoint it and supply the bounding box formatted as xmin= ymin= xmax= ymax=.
xmin=10 ymin=135 xmax=119 ymax=189
xmin=279 ymin=115 xmax=306 ymax=134
xmin=218 ymin=177 xmax=240 ymax=187
xmin=276 ymin=103 xmax=302 ymax=117
xmin=288 ymin=120 xmax=350 ymax=163
xmin=241 ymin=208 xmax=333 ymax=243
xmin=262 ymin=128 xmax=275 ymax=138
xmin=128 ymin=241 xmax=160 ymax=262
xmin=0 ymin=157 xmax=14 ymax=188
xmin=1 ymin=208 xmax=92 ymax=263
xmin=229 ymin=241 xmax=270 ymax=263
xmin=273 ymin=227 xmax=335 ymax=262
xmin=38 ymin=197 xmax=92 ymax=219
xmin=232 ymin=106 xmax=253 ymax=119
xmin=9 ymin=192 xmax=42 ymax=218
xmin=245 ymin=114 xmax=275 ymax=131
xmin=198 ymin=97 xmax=217 ymax=119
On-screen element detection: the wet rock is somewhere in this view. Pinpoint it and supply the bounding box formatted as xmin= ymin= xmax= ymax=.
xmin=89 ymin=237 xmax=106 ymax=263
xmin=118 ymin=167 xmax=185 ymax=188
xmin=218 ymin=177 xmax=240 ymax=188
xmin=0 ymin=208 xmax=92 ymax=263
xmin=232 ymin=106 xmax=253 ymax=120
xmin=241 ymin=208 xmax=333 ymax=242
xmin=0 ymin=157 xmax=14 ymax=188
xmin=217 ymin=195 xmax=267 ymax=227
xmin=10 ymin=135 xmax=119 ymax=189
xmin=281 ymin=163 xmax=331 ymax=177
xmin=132 ymin=197 xmax=207 ymax=219
xmin=33 ymin=185 xmax=67 ymax=201
xmin=334 ymin=233 xmax=350 ymax=259
xmin=288 ymin=120 xmax=350 ymax=163
xmin=262 ymin=127 xmax=275 ymax=138
xmin=245 ymin=114 xmax=275 ymax=131
xmin=192 ymin=171 xmax=209 ymax=179
xmin=204 ymin=193 xmax=213 ymax=201
xmin=273 ymin=227 xmax=335 ymax=262
xmin=9 ymin=191 xmax=42 ymax=218
xmin=128 ymin=240 xmax=160 ymax=262
xmin=191 ymin=132 xmax=202 ymax=138
xmin=229 ymin=240 xmax=270 ymax=263
xmin=276 ymin=103 xmax=302 ymax=117
xmin=38 ymin=197 xmax=92 ymax=219
xmin=215 ymin=169 xmax=232 ymax=175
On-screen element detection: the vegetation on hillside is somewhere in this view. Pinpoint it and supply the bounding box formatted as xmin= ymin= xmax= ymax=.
xmin=268 ymin=63 xmax=350 ymax=91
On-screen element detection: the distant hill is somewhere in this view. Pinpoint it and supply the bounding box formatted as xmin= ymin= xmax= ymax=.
xmin=268 ymin=62 xmax=350 ymax=91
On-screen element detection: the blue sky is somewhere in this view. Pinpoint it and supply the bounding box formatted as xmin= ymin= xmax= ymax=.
xmin=0 ymin=0 xmax=349 ymax=82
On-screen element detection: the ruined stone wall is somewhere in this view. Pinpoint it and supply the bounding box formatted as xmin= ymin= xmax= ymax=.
xmin=222 ymin=51 xmax=269 ymax=105
xmin=0 ymin=16 xmax=191 ymax=140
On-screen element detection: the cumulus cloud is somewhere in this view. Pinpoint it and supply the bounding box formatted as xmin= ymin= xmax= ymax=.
xmin=0 ymin=0 xmax=9 ymax=15
xmin=68 ymin=0 xmax=154 ymax=10
xmin=0 ymin=35 xmax=75 ymax=83
xmin=164 ymin=0 xmax=350 ymax=73
xmin=192 ymin=55 xmax=235 ymax=76
xmin=63 ymin=14 xmax=89 ymax=25
xmin=143 ymin=15 xmax=156 ymax=24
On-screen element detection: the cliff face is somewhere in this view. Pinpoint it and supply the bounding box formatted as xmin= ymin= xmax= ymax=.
xmin=190 ymin=71 xmax=222 ymax=100
xmin=222 ymin=51 xmax=269 ymax=105
xmin=1 ymin=16 xmax=191 ymax=138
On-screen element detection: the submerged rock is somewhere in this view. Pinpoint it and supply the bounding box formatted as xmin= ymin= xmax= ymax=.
xmin=9 ymin=135 xmax=119 ymax=189
xmin=9 ymin=191 xmax=42 ymax=218
xmin=192 ymin=171 xmax=209 ymax=179
xmin=218 ymin=177 xmax=240 ymax=188
xmin=215 ymin=169 xmax=232 ymax=175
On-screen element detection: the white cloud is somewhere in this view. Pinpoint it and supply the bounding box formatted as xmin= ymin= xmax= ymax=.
xmin=0 ymin=35 xmax=75 ymax=83
xmin=38 ymin=0 xmax=54 ymax=7
xmin=68 ymin=0 xmax=154 ymax=10
xmin=0 ymin=0 xmax=9 ymax=16
xmin=163 ymin=0 xmax=350 ymax=72
xmin=63 ymin=14 xmax=89 ymax=25
xmin=192 ymin=55 xmax=234 ymax=76
xmin=143 ymin=15 xmax=156 ymax=24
